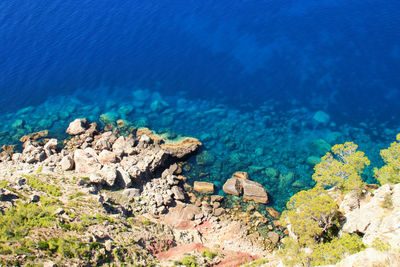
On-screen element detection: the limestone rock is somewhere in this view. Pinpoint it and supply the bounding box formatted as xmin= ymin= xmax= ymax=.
xmin=161 ymin=137 xmax=202 ymax=158
xmin=267 ymin=232 xmax=280 ymax=244
xmin=101 ymin=165 xmax=117 ymax=187
xmin=123 ymin=188 xmax=140 ymax=201
xmin=60 ymin=155 xmax=74 ymax=171
xmin=193 ymin=181 xmax=215 ymax=194
xmin=222 ymin=172 xmax=268 ymax=204
xmin=66 ymin=118 xmax=88 ymax=135
xmin=74 ymin=148 xmax=101 ymax=173
xmin=266 ymin=207 xmax=280 ymax=219
xmin=97 ymin=150 xmax=117 ymax=165
xmin=20 ymin=130 xmax=49 ymax=143
xmin=334 ymin=248 xmax=400 ymax=267
xmin=222 ymin=177 xmax=243 ymax=196
xmin=171 ymin=185 xmax=185 ymax=200
xmin=117 ymin=167 xmax=132 ymax=188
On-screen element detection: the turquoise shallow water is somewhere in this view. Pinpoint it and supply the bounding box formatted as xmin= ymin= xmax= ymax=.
xmin=0 ymin=87 xmax=396 ymax=210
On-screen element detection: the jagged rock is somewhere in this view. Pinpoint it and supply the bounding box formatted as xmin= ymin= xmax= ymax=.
xmin=66 ymin=118 xmax=88 ymax=135
xmin=89 ymin=173 xmax=104 ymax=184
xmin=117 ymin=167 xmax=132 ymax=188
xmin=193 ymin=181 xmax=215 ymax=194
xmin=171 ymin=185 xmax=185 ymax=200
xmin=20 ymin=130 xmax=49 ymax=143
xmin=101 ymin=165 xmax=117 ymax=187
xmin=223 ymin=172 xmax=268 ymax=204
xmin=74 ymin=148 xmax=101 ymax=173
xmin=160 ymin=137 xmax=202 ymax=158
xmin=214 ymin=208 xmax=225 ymax=216
xmin=112 ymin=136 xmax=135 ymax=156
xmin=93 ymin=132 xmax=118 ymax=151
xmin=44 ymin=138 xmax=58 ymax=156
xmin=60 ymin=155 xmax=74 ymax=171
xmin=97 ymin=150 xmax=117 ymax=165
xmin=342 ymin=184 xmax=400 ymax=249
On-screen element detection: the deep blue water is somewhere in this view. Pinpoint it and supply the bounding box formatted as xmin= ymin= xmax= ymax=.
xmin=1 ymin=1 xmax=400 ymax=209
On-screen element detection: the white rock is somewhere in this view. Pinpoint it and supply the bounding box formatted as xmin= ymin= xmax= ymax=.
xmin=66 ymin=118 xmax=88 ymax=135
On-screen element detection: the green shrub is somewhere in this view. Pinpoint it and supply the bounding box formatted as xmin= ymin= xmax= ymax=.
xmin=181 ymin=255 xmax=197 ymax=267
xmin=0 ymin=202 xmax=57 ymax=241
xmin=372 ymin=238 xmax=391 ymax=251
xmin=24 ymin=175 xmax=61 ymax=196
xmin=374 ymin=134 xmax=400 ymax=185
xmin=201 ymin=249 xmax=217 ymax=259
xmin=382 ymin=194 xmax=394 ymax=209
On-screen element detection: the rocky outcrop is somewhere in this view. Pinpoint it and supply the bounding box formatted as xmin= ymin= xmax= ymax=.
xmin=222 ymin=172 xmax=268 ymax=204
xmin=342 ymin=184 xmax=400 ymax=249
xmin=160 ymin=138 xmax=202 ymax=159
xmin=66 ymin=118 xmax=89 ymax=135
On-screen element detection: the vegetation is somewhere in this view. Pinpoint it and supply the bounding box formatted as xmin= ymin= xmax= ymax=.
xmin=312 ymin=142 xmax=370 ymax=193
xmin=201 ymin=249 xmax=217 ymax=259
xmin=181 ymin=255 xmax=197 ymax=267
xmin=281 ymin=186 xmax=338 ymax=247
xmin=24 ymin=175 xmax=61 ymax=196
xmin=374 ymin=133 xmax=400 ymax=185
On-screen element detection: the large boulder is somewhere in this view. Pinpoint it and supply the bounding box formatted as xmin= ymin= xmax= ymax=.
xmin=222 ymin=172 xmax=268 ymax=204
xmin=74 ymin=148 xmax=101 ymax=173
xmin=66 ymin=118 xmax=88 ymax=135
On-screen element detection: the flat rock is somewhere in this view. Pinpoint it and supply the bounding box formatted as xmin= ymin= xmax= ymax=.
xmin=161 ymin=137 xmax=202 ymax=159
xmin=222 ymin=177 xmax=242 ymax=196
xmin=193 ymin=181 xmax=214 ymax=194
xmin=97 ymin=150 xmax=117 ymax=165
xmin=222 ymin=172 xmax=268 ymax=204
xmin=60 ymin=155 xmax=74 ymax=171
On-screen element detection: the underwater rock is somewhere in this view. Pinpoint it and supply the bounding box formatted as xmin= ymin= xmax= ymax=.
xmin=312 ymin=110 xmax=330 ymax=124
xmin=12 ymin=119 xmax=24 ymax=129
xmin=193 ymin=181 xmax=215 ymax=194
xmin=306 ymin=156 xmax=321 ymax=166
xmin=66 ymin=118 xmax=88 ymax=135
xmin=160 ymin=137 xmax=202 ymax=159
xmin=308 ymin=139 xmax=331 ymax=156
xmin=196 ymin=150 xmax=215 ymax=166
xmin=223 ymin=172 xmax=268 ymax=204
xmin=20 ymin=130 xmax=49 ymax=143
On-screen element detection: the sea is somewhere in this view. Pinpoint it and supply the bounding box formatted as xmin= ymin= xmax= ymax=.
xmin=1 ymin=0 xmax=399 ymax=210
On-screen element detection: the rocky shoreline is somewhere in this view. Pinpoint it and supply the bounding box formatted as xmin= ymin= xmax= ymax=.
xmin=1 ymin=118 xmax=400 ymax=266
xmin=0 ymin=118 xmax=286 ymax=266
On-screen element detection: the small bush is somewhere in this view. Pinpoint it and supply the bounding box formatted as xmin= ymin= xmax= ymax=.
xmin=24 ymin=175 xmax=61 ymax=196
xmin=372 ymin=238 xmax=391 ymax=251
xmin=201 ymin=249 xmax=217 ymax=259
xmin=181 ymin=255 xmax=197 ymax=267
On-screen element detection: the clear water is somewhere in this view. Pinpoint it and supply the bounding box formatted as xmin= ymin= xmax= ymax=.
xmin=1 ymin=0 xmax=399 ymax=209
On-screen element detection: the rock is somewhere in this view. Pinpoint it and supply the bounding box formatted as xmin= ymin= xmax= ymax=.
xmin=267 ymin=232 xmax=280 ymax=244
xmin=339 ymin=191 xmax=361 ymax=214
xmin=97 ymin=150 xmax=117 ymax=165
xmin=222 ymin=177 xmax=243 ymax=196
xmin=20 ymin=130 xmax=49 ymax=143
xmin=247 ymin=204 xmax=255 ymax=212
xmin=266 ymin=207 xmax=280 ymax=219
xmin=123 ymin=188 xmax=140 ymax=201
xmin=31 ymin=194 xmax=40 ymax=203
xmin=171 ymin=186 xmax=185 ymax=200
xmin=223 ymin=172 xmax=268 ymax=204
xmin=193 ymin=181 xmax=215 ymax=194
xmin=112 ymin=136 xmax=135 ymax=156
xmin=54 ymin=208 xmax=65 ymax=215
xmin=74 ymin=148 xmax=101 ymax=173
xmin=306 ymin=156 xmax=321 ymax=166
xmin=214 ymin=208 xmax=225 ymax=216
xmin=117 ymin=167 xmax=132 ymax=188
xmin=101 ymin=165 xmax=117 ymax=187
xmin=241 ymin=179 xmax=268 ymax=204
xmin=196 ymin=150 xmax=215 ymax=166
xmin=313 ymin=110 xmax=330 ymax=124
xmin=105 ymin=240 xmax=113 ymax=252
xmin=334 ymin=248 xmax=400 ymax=267
xmin=161 ymin=137 xmax=202 ymax=158
xmin=44 ymin=138 xmax=57 ymax=151
xmin=60 ymin=155 xmax=74 ymax=171
xmin=89 ymin=173 xmax=104 ymax=184
xmin=211 ymin=195 xmax=224 ymax=203
xmin=93 ymin=132 xmax=118 ymax=151
xmin=308 ymin=139 xmax=331 ymax=156
xmin=66 ymin=118 xmax=88 ymax=135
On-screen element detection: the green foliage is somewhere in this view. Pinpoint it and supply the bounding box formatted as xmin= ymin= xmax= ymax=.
xmin=24 ymin=175 xmax=61 ymax=196
xmin=0 ymin=202 xmax=57 ymax=241
xmin=374 ymin=134 xmax=400 ymax=185
xmin=310 ymin=233 xmax=364 ymax=265
xmin=312 ymin=142 xmax=370 ymax=193
xmin=0 ymin=180 xmax=8 ymax=188
xmin=281 ymin=187 xmax=338 ymax=247
xmin=181 ymin=255 xmax=197 ymax=267
xmin=201 ymin=249 xmax=217 ymax=259
xmin=36 ymin=236 xmax=92 ymax=260
xmin=372 ymin=237 xmax=392 ymax=251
